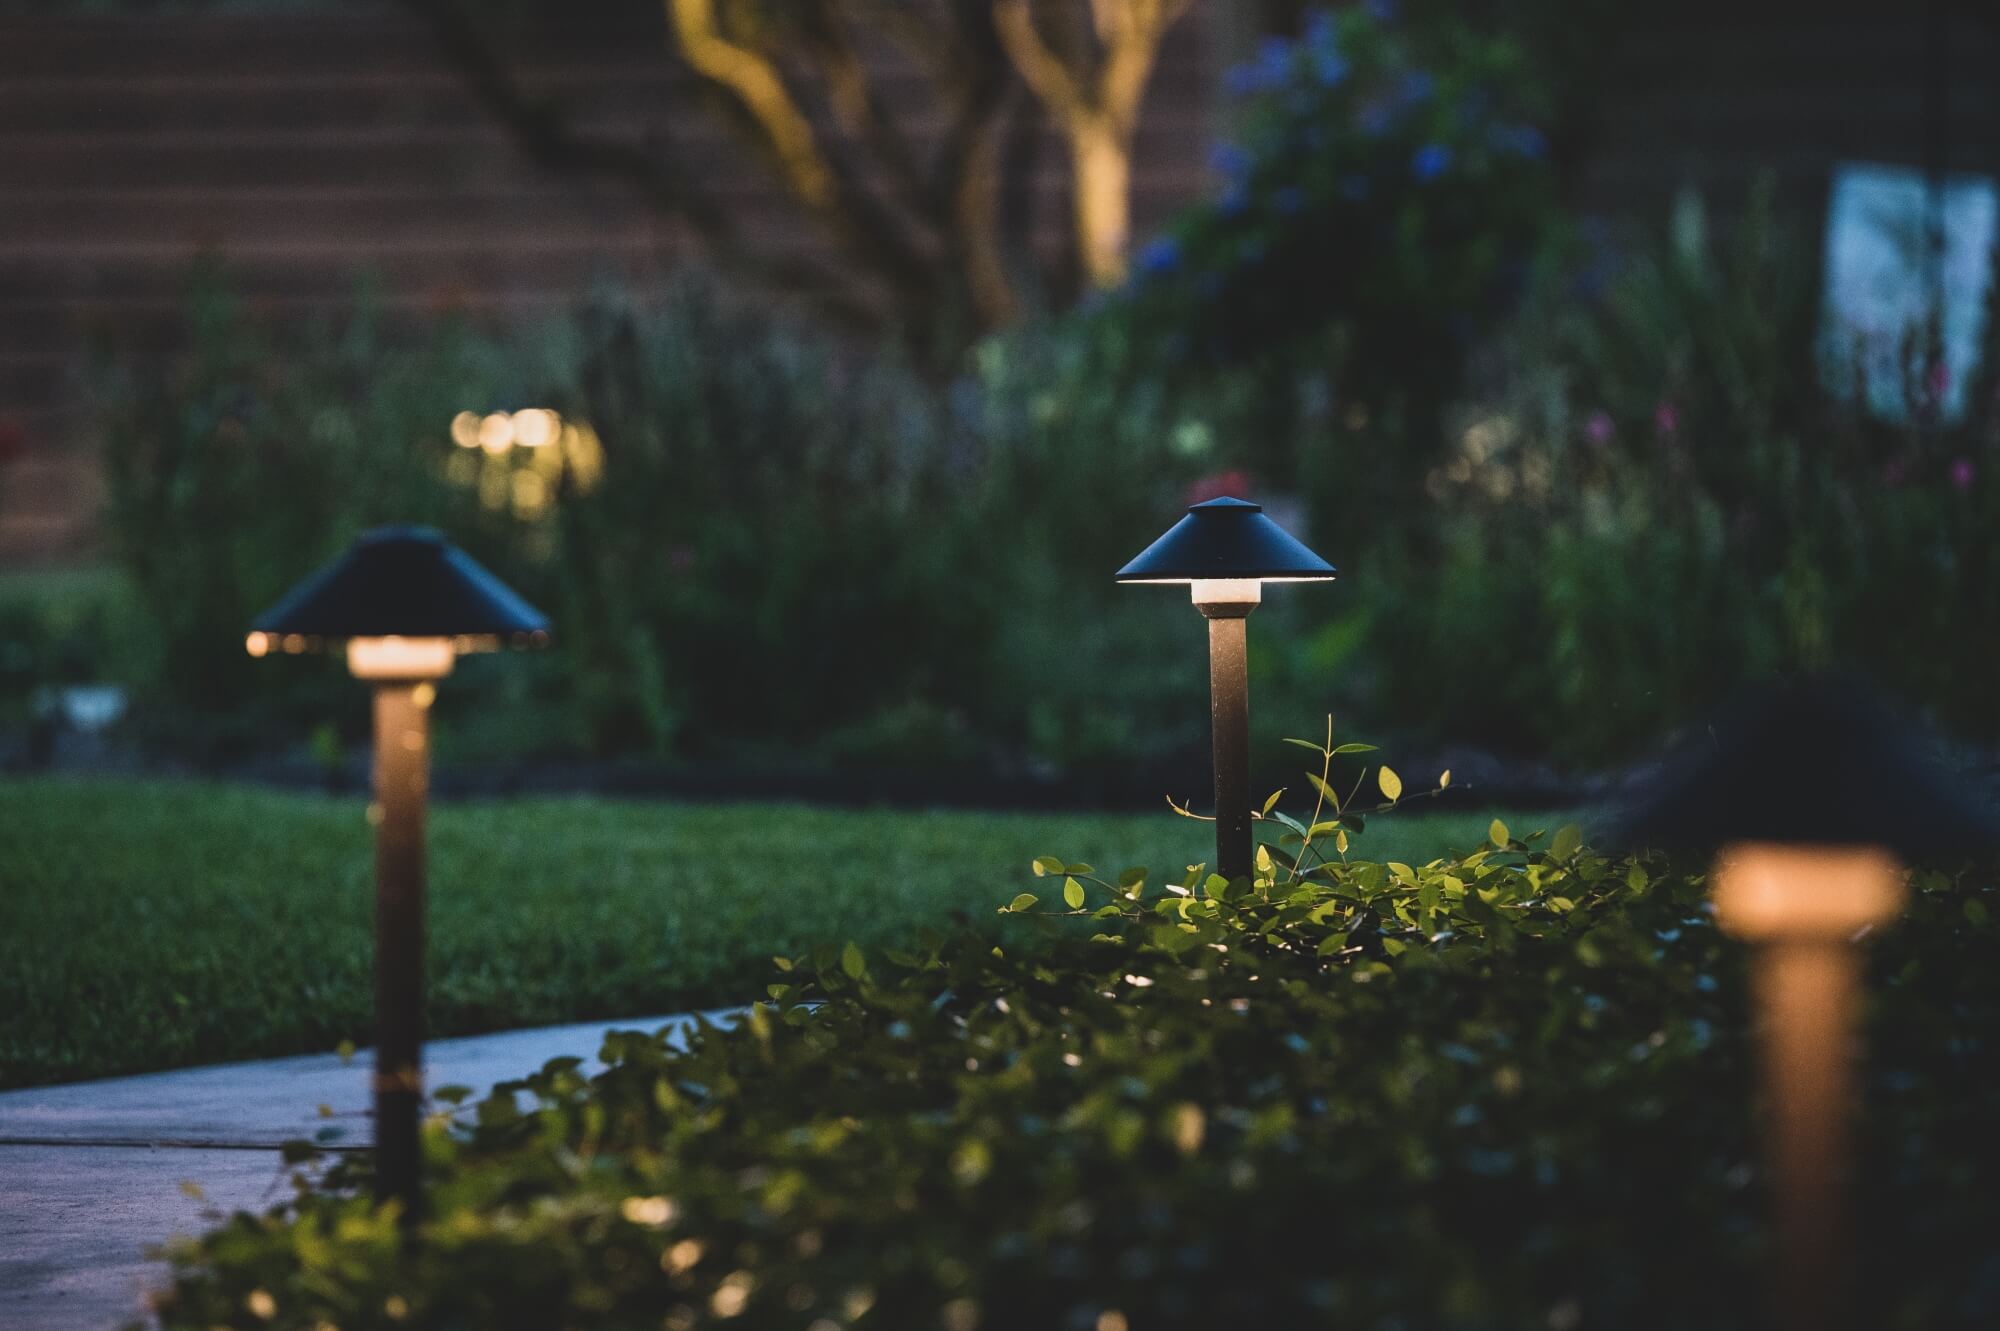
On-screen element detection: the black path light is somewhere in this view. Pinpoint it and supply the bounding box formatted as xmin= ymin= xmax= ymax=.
xmin=1117 ymin=497 xmax=1336 ymax=881
xmin=1611 ymin=678 xmax=2000 ymax=1331
xmin=247 ymin=526 xmax=548 ymax=1213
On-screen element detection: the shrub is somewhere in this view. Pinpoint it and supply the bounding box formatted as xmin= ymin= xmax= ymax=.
xmin=93 ymin=269 xmax=515 ymax=757
xmin=145 ymin=738 xmax=2000 ymax=1328
xmin=1366 ymin=187 xmax=2000 ymax=762
xmin=1103 ymin=1 xmax=1560 ymax=524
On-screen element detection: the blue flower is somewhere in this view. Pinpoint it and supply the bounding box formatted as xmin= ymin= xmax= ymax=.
xmin=1209 ymin=142 xmax=1251 ymax=182
xmin=1219 ymin=183 xmax=1249 ymax=217
xmin=1357 ymin=100 xmax=1394 ymax=137
xmin=1275 ymin=186 xmax=1306 ymax=215
xmin=1136 ymin=236 xmax=1182 ymax=277
xmin=1224 ymin=36 xmax=1294 ymax=98
xmin=1304 ymin=10 xmax=1339 ymax=49
xmin=1491 ymin=124 xmax=1549 ymax=159
xmin=1411 ymin=143 xmax=1453 ymax=181
xmin=1366 ymin=0 xmax=1397 ymax=21
xmin=1313 ymin=50 xmax=1349 ymax=88
xmin=1398 ymin=71 xmax=1435 ymax=105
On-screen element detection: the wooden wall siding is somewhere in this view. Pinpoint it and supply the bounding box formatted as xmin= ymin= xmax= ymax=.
xmin=0 ymin=4 xmax=1221 ymax=565
xmin=1574 ymin=6 xmax=2000 ymax=214
xmin=3 ymin=3 xmax=1998 ymax=564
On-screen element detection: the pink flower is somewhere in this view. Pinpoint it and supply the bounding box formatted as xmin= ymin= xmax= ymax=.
xmin=1583 ymin=410 xmax=1614 ymax=447
xmin=1950 ymin=457 xmax=1976 ymax=492
xmin=1653 ymin=400 xmax=1679 ymax=438
xmin=1187 ymin=470 xmax=1254 ymax=505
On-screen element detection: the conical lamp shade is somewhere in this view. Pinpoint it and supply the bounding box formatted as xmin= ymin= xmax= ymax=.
xmin=1605 ymin=677 xmax=2000 ymax=859
xmin=1116 ymin=497 xmax=1336 ymax=583
xmin=249 ymin=526 xmax=549 ymax=645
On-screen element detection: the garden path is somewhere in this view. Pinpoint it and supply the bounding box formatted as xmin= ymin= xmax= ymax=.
xmin=0 ymin=1011 xmax=732 ymax=1330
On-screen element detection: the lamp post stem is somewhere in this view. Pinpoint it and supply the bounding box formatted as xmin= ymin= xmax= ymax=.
xmin=371 ymin=681 xmax=429 ymax=1218
xmin=1755 ymin=938 xmax=1861 ymax=1331
xmin=1203 ymin=608 xmax=1253 ymax=881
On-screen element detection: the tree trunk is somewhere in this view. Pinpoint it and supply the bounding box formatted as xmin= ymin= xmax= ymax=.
xmin=1070 ymin=115 xmax=1132 ymax=286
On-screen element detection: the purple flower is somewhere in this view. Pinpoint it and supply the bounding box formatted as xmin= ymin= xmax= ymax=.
xmin=1654 ymin=400 xmax=1680 ymax=437
xmin=1950 ymin=457 xmax=1977 ymax=491
xmin=1583 ymin=410 xmax=1614 ymax=447
xmin=1411 ymin=144 xmax=1453 ymax=181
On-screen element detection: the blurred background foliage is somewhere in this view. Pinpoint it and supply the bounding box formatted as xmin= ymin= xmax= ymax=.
xmin=7 ymin=0 xmax=1998 ymax=778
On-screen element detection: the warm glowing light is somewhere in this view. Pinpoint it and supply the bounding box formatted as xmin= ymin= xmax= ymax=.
xmin=562 ymin=421 xmax=606 ymax=493
xmin=346 ymin=636 xmax=456 ymax=680
xmin=1712 ymin=842 xmax=1907 ymax=940
xmin=1190 ymin=578 xmax=1262 ymax=606
xmin=511 ymin=469 xmax=550 ymax=519
xmin=450 ymin=411 xmax=482 ymax=449
xmin=513 ymin=408 xmax=558 ymax=449
xmin=245 ymin=631 xmax=271 ymax=658
xmin=478 ymin=412 xmax=514 ymax=454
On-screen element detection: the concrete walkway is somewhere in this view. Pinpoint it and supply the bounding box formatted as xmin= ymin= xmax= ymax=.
xmin=0 ymin=1013 xmax=727 ymax=1331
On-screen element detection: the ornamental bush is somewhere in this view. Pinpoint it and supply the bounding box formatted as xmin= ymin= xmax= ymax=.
xmin=148 ymin=737 xmax=2000 ymax=1330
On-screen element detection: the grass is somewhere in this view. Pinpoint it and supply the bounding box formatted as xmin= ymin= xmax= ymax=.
xmin=0 ymin=777 xmax=1569 ymax=1088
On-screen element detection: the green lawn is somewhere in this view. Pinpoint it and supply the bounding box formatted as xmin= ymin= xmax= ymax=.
xmin=0 ymin=777 xmax=1565 ymax=1088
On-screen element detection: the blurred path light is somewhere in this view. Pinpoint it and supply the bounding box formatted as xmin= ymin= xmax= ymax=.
xmin=248 ymin=526 xmax=548 ymax=1216
xmin=1608 ymin=677 xmax=2000 ymax=1331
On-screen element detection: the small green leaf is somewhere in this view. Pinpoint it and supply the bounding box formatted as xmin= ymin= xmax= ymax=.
xmin=1307 ymin=771 xmax=1340 ymax=804
xmin=1005 ymin=893 xmax=1039 ymax=913
xmin=1331 ymin=743 xmax=1378 ymax=754
xmin=1489 ymin=818 xmax=1510 ymax=848
xmin=1965 ymin=898 xmax=1990 ymax=927
xmin=771 ymin=955 xmax=794 ymax=972
xmin=1439 ymin=769 xmax=1452 ymax=789
xmin=1282 ymin=737 xmax=1327 ymax=752
xmin=1261 ymin=788 xmax=1286 ymax=816
xmin=1032 ymin=856 xmax=1063 ymax=878
xmin=840 ymin=942 xmax=866 ymax=980
xmin=1065 ymin=862 xmax=1095 ymax=875
xmin=1387 ymin=861 xmax=1417 ymax=884
xmin=1551 ymin=824 xmax=1583 ymax=861
xmin=1378 ymin=766 xmax=1403 ymax=802
xmin=1062 ymin=876 xmax=1086 ymax=909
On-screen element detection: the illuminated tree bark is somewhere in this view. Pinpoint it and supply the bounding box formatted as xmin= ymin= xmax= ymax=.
xmin=403 ymin=0 xmax=1195 ymax=338
xmin=993 ymin=0 xmax=1195 ymax=286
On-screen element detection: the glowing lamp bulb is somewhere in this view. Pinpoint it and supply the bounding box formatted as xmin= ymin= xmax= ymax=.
xmin=345 ymin=636 xmax=456 ymax=681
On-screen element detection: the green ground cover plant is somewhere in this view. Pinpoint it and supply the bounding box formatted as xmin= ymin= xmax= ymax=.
xmin=144 ymin=743 xmax=2000 ymax=1330
xmin=0 ymin=776 xmax=1523 ymax=1088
